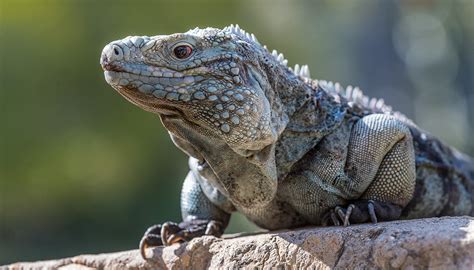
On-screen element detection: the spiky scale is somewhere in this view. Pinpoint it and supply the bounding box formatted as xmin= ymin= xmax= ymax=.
xmin=294 ymin=64 xmax=300 ymax=76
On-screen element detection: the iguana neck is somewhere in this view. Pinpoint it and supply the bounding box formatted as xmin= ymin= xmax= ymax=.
xmin=160 ymin=114 xmax=277 ymax=209
xmin=250 ymin=56 xmax=349 ymax=179
xmin=271 ymin=76 xmax=349 ymax=179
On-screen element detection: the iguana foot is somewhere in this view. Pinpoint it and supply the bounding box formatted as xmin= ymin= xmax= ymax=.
xmin=322 ymin=200 xmax=402 ymax=226
xmin=139 ymin=219 xmax=224 ymax=259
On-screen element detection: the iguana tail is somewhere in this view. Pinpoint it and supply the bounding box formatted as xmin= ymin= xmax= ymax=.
xmin=401 ymin=126 xmax=474 ymax=218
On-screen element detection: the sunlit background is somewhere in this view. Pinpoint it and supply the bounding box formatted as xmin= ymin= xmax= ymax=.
xmin=1 ymin=0 xmax=473 ymax=264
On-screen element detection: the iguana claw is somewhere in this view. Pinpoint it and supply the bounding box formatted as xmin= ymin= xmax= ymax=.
xmin=139 ymin=219 xmax=224 ymax=260
xmin=367 ymin=200 xmax=378 ymax=223
xmin=335 ymin=204 xmax=355 ymax=226
xmin=323 ymin=200 xmax=385 ymax=226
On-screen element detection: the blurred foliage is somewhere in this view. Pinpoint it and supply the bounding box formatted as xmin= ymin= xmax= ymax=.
xmin=0 ymin=0 xmax=473 ymax=264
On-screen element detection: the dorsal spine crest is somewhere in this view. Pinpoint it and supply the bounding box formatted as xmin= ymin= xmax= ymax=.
xmin=223 ymin=24 xmax=402 ymax=117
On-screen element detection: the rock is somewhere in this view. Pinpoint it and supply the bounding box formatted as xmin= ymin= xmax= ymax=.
xmin=4 ymin=217 xmax=474 ymax=269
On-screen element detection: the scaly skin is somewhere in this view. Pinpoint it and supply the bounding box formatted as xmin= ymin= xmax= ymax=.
xmin=99 ymin=25 xmax=474 ymax=258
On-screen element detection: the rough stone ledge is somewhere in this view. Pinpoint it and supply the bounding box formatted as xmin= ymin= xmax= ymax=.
xmin=3 ymin=217 xmax=474 ymax=270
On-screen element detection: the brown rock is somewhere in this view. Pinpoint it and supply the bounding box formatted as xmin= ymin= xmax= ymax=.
xmin=4 ymin=217 xmax=474 ymax=269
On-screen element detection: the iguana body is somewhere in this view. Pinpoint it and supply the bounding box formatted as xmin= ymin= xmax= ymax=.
xmin=99 ymin=25 xmax=474 ymax=257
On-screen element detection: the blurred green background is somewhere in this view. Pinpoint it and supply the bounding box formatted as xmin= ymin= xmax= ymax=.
xmin=1 ymin=0 xmax=473 ymax=264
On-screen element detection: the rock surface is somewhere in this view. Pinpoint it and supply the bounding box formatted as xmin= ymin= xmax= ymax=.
xmin=4 ymin=217 xmax=474 ymax=269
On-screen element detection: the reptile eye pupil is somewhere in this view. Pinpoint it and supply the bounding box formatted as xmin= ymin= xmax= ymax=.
xmin=174 ymin=45 xmax=192 ymax=59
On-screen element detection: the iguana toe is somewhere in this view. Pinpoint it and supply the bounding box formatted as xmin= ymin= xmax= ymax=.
xmin=367 ymin=200 xmax=378 ymax=223
xmin=139 ymin=223 xmax=164 ymax=259
xmin=324 ymin=200 xmax=401 ymax=227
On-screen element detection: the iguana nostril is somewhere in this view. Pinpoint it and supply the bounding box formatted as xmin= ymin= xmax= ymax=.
xmin=100 ymin=43 xmax=125 ymax=69
xmin=110 ymin=44 xmax=123 ymax=60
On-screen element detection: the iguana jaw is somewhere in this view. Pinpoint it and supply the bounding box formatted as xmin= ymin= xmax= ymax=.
xmin=102 ymin=69 xmax=205 ymax=114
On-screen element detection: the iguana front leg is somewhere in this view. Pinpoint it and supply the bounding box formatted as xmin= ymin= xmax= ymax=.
xmin=139 ymin=169 xmax=231 ymax=259
xmin=325 ymin=114 xmax=416 ymax=225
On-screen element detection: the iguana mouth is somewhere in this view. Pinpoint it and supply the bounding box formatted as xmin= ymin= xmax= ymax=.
xmin=101 ymin=48 xmax=227 ymax=104
xmin=103 ymin=69 xmax=200 ymax=88
xmin=102 ymin=54 xmax=208 ymax=95
xmin=102 ymin=59 xmax=209 ymax=78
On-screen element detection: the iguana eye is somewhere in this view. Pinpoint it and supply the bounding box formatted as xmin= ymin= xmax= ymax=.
xmin=173 ymin=43 xmax=193 ymax=59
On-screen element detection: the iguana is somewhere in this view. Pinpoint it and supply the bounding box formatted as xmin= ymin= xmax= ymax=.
xmin=99 ymin=25 xmax=474 ymax=259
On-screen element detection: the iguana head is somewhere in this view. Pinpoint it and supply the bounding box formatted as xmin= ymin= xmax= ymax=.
xmin=100 ymin=25 xmax=311 ymax=207
xmin=100 ymin=25 xmax=308 ymax=156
